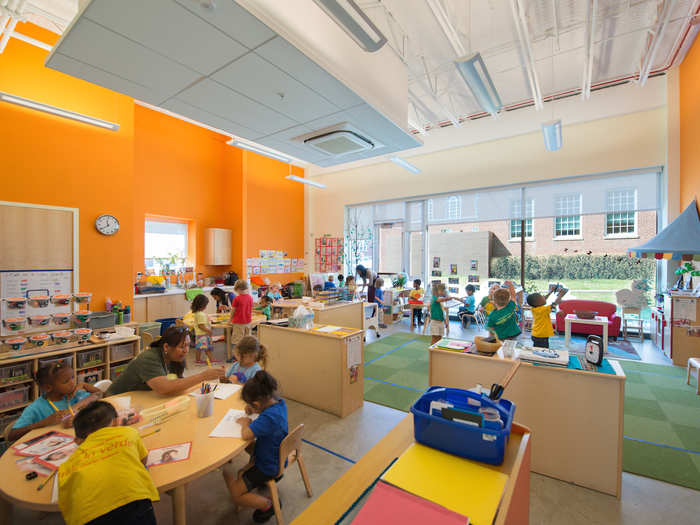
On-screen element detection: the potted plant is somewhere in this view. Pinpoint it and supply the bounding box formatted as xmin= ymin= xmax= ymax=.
xmin=673 ymin=262 xmax=700 ymax=290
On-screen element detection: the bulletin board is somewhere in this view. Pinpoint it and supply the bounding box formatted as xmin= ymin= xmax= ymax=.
xmin=315 ymin=237 xmax=344 ymax=273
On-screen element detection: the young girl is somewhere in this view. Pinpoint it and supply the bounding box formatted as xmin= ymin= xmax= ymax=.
xmin=266 ymin=283 xmax=283 ymax=302
xmin=256 ymin=296 xmax=274 ymax=320
xmin=224 ymin=336 xmax=267 ymax=385
xmin=223 ymin=371 xmax=288 ymax=523
xmin=9 ymin=362 xmax=102 ymax=442
xmin=192 ymin=294 xmax=216 ymax=365
xmin=231 ymin=280 xmax=253 ymax=349
xmin=430 ymin=282 xmax=458 ymax=344
xmin=345 ymin=275 xmax=356 ymax=301
xmin=211 ymin=287 xmax=234 ymax=313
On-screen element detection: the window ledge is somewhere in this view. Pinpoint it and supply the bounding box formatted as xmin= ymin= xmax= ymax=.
xmin=552 ymin=236 xmax=584 ymax=241
xmin=508 ymin=238 xmax=535 ymax=243
xmin=604 ymin=234 xmax=639 ymax=240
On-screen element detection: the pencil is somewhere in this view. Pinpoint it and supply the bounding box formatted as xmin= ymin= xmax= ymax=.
xmin=205 ymin=356 xmax=212 ymax=368
xmin=37 ymin=469 xmax=57 ymax=491
xmin=141 ymin=428 xmax=162 ymax=438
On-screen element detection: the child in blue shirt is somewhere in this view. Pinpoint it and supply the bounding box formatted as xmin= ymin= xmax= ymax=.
xmin=223 ymin=371 xmax=288 ymax=523
xmin=266 ymin=283 xmax=283 ymax=302
xmin=224 ymin=336 xmax=266 ymax=385
xmin=9 ymin=362 xmax=101 ymax=442
xmin=458 ymin=284 xmax=477 ymax=327
xmin=323 ymin=275 xmax=337 ymax=290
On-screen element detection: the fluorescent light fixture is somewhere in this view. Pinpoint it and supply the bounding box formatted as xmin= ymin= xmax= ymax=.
xmin=227 ymin=139 xmax=291 ymax=163
xmin=455 ymin=53 xmax=503 ymax=116
xmin=286 ymin=175 xmax=326 ymax=189
xmin=390 ymin=156 xmax=420 ymax=174
xmin=0 ymin=91 xmax=119 ymax=130
xmin=313 ymin=0 xmax=387 ymax=52
xmin=542 ymin=120 xmax=562 ymax=152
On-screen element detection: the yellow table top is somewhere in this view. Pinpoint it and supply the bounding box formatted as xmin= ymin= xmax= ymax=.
xmin=0 ymin=387 xmax=247 ymax=511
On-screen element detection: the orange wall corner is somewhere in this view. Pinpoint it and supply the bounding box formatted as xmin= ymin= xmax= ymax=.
xmin=680 ymin=32 xmax=700 ymax=209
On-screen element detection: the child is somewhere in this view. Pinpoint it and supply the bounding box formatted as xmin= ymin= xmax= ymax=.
xmin=323 ymin=275 xmax=337 ymax=290
xmin=211 ymin=287 xmax=234 ymax=312
xmin=479 ymin=284 xmax=500 ymax=318
xmin=527 ymin=287 xmax=566 ymax=348
xmin=337 ymin=274 xmax=345 ymax=289
xmin=312 ymin=284 xmax=323 ymax=297
xmin=458 ymin=284 xmax=476 ymax=327
xmin=58 ymin=401 xmax=159 ymax=525
xmin=430 ymin=282 xmax=458 ymax=344
xmin=230 ymin=280 xmax=253 ymax=358
xmin=344 ymin=276 xmax=356 ymax=301
xmin=487 ymin=282 xmax=522 ymax=341
xmin=408 ymin=279 xmax=425 ymax=326
xmin=224 ymin=336 xmax=267 ymax=384
xmin=9 ymin=362 xmax=101 ymax=442
xmin=374 ymin=277 xmax=387 ymax=328
xmin=256 ymin=295 xmax=274 ymax=320
xmin=267 ymin=283 xmax=283 ymax=302
xmin=223 ymin=371 xmax=288 ymax=523
xmin=192 ymin=294 xmax=216 ymax=365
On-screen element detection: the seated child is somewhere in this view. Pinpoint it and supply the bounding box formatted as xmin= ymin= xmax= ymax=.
xmin=266 ymin=283 xmax=283 ymax=302
xmin=312 ymin=284 xmax=323 ymax=297
xmin=58 ymin=401 xmax=159 ymax=525
xmin=337 ymin=274 xmax=345 ymax=288
xmin=344 ymin=276 xmax=356 ymax=300
xmin=224 ymin=336 xmax=267 ymax=385
xmin=486 ymin=282 xmax=522 ymax=341
xmin=526 ymin=287 xmax=566 ymax=348
xmin=223 ymin=371 xmax=288 ymax=523
xmin=9 ymin=362 xmax=101 ymax=442
xmin=323 ymin=275 xmax=337 ymax=290
xmin=408 ymin=279 xmax=425 ymax=325
xmin=256 ymin=296 xmax=274 ymax=320
xmin=458 ymin=284 xmax=476 ymax=327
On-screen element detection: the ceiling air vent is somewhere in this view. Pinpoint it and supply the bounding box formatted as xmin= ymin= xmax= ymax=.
xmin=297 ymin=123 xmax=376 ymax=157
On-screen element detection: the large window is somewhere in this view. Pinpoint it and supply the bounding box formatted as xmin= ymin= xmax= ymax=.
xmin=145 ymin=220 xmax=187 ymax=271
xmin=447 ymin=196 xmax=461 ymax=220
xmin=509 ymin=199 xmax=534 ymax=240
xmin=554 ymin=194 xmax=582 ymax=238
xmin=606 ymin=189 xmax=637 ymax=236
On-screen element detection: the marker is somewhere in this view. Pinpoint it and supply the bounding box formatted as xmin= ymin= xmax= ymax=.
xmin=205 ymin=356 xmax=212 ymax=368
xmin=141 ymin=428 xmax=161 ymax=438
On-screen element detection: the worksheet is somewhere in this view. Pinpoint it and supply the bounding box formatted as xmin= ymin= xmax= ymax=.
xmin=209 ymin=409 xmax=258 ymax=438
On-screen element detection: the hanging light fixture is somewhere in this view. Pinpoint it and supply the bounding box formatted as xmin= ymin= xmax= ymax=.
xmin=454 ymin=53 xmax=503 ymax=117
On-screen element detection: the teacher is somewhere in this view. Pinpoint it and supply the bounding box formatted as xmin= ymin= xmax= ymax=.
xmin=106 ymin=326 xmax=224 ymax=396
xmin=356 ymin=264 xmax=377 ymax=303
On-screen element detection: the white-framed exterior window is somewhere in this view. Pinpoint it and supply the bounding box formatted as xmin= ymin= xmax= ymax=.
xmin=447 ymin=195 xmax=461 ymax=220
xmin=145 ymin=220 xmax=188 ymax=271
xmin=427 ymin=199 xmax=434 ymax=221
xmin=605 ymin=189 xmax=637 ymax=237
xmin=554 ymin=193 xmax=582 ymax=238
xmin=509 ymin=199 xmax=534 ymax=240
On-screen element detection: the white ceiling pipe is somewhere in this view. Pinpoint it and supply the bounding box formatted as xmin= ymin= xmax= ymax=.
xmin=510 ymin=0 xmax=543 ymax=110
xmin=425 ymin=0 xmax=466 ymax=57
xmin=10 ymin=30 xmax=51 ymax=51
xmin=0 ymin=17 xmax=18 ymax=53
xmin=638 ymin=0 xmax=677 ymax=86
xmin=581 ymin=0 xmax=598 ymax=100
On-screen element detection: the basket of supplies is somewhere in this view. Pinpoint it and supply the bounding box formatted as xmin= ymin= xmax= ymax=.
xmin=410 ymin=386 xmax=515 ymax=465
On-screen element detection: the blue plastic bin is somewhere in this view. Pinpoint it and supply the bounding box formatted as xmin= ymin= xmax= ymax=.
xmin=410 ymin=386 xmax=515 ymax=465
xmin=155 ymin=317 xmax=178 ymax=335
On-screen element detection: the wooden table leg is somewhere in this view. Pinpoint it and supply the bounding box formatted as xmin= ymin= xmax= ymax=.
xmin=0 ymin=498 xmax=11 ymax=525
xmin=169 ymin=485 xmax=187 ymax=525
xmin=225 ymin=327 xmax=231 ymax=362
xmin=603 ymin=323 xmax=609 ymax=354
xmin=565 ymin=319 xmax=571 ymax=348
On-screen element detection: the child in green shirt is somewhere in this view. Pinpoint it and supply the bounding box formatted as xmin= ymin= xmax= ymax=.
xmin=486 ymin=282 xmax=522 ymax=341
xmin=256 ymin=295 xmax=274 ymax=320
xmin=429 ymin=282 xmax=458 ymax=344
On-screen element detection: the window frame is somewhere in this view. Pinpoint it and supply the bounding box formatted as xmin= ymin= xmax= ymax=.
xmin=144 ymin=219 xmax=189 ymax=271
xmin=604 ymin=189 xmax=638 ymax=238
xmin=553 ymin=193 xmax=583 ymax=239
xmin=509 ymin=198 xmax=534 ymax=241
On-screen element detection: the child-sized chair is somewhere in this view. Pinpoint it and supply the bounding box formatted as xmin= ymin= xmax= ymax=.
xmin=237 ymin=424 xmax=312 ymax=525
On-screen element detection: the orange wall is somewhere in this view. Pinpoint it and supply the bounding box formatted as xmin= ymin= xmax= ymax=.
xmin=680 ymin=31 xmax=700 ymax=209
xmin=0 ymin=22 xmax=135 ymax=309
xmin=0 ymin=22 xmax=305 ymax=309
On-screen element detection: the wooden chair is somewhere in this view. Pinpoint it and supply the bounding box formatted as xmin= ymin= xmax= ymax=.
xmin=621 ymin=307 xmax=644 ymax=342
xmin=141 ymin=331 xmax=154 ymax=352
xmin=687 ymin=358 xmax=700 ymax=395
xmin=238 ymin=424 xmax=312 ymax=525
xmin=2 ymin=417 xmax=18 ymax=449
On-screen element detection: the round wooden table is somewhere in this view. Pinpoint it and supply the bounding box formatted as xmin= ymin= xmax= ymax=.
xmin=0 ymin=387 xmax=248 ymax=525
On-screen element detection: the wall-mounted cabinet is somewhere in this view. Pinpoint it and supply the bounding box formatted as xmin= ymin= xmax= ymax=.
xmin=205 ymin=228 xmax=232 ymax=266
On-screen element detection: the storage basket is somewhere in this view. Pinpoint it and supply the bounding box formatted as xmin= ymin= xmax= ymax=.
xmin=410 ymin=386 xmax=515 ymax=465
xmin=136 ymin=322 xmax=162 ymax=341
xmin=0 ymin=362 xmax=31 ymax=384
xmin=38 ymin=355 xmax=73 ymax=371
xmin=88 ymin=311 xmax=116 ymax=331
xmin=77 ymin=348 xmax=105 ymax=368
xmin=109 ymin=363 xmax=127 ymax=379
xmin=111 ymin=343 xmax=134 ymax=362
xmin=155 ymin=318 xmax=178 ymax=335
xmin=0 ymin=384 xmax=31 ymax=411
xmin=77 ymin=368 xmax=103 ymax=384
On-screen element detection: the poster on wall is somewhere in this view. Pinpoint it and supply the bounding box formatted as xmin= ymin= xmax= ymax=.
xmin=448 ymin=287 xmax=459 ymax=294
xmin=470 ymin=260 xmax=478 ymax=271
xmin=450 ymin=264 xmax=458 ymax=275
xmin=448 ymin=278 xmax=460 ymax=285
xmin=433 ymin=257 xmax=440 ymax=268
xmin=468 ymin=275 xmax=479 ymax=283
xmin=431 ymin=270 xmax=442 ymax=277
xmin=315 ymin=237 xmax=343 ymax=272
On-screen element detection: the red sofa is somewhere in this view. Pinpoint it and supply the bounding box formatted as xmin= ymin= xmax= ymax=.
xmin=555 ymin=300 xmax=621 ymax=339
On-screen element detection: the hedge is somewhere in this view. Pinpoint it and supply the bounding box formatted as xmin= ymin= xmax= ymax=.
xmin=491 ymin=255 xmax=655 ymax=281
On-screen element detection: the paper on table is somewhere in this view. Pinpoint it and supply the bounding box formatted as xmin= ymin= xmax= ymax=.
xmin=189 ymin=383 xmax=241 ymax=400
xmin=315 ymin=325 xmax=342 ymax=333
xmin=51 ymin=475 xmax=58 ymax=504
xmin=347 ymin=334 xmax=362 ymax=368
xmin=209 ymin=409 xmax=258 ymax=438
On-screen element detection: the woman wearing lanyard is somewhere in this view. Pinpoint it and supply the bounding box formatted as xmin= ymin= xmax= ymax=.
xmin=106 ymin=326 xmax=224 ymax=396
xmin=356 ymin=264 xmax=377 ymax=303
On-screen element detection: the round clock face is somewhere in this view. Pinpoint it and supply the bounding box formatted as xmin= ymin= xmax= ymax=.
xmin=95 ymin=214 xmax=120 ymax=236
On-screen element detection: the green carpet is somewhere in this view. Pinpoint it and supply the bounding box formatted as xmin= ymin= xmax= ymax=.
xmin=363 ymin=336 xmax=700 ymax=490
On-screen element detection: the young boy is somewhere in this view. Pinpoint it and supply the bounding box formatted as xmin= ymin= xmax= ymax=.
xmin=527 ymin=287 xmax=566 ymax=348
xmin=486 ymin=282 xmax=522 ymax=341
xmin=323 ymin=275 xmax=337 ymax=290
xmin=337 ymin=274 xmax=345 ymax=288
xmin=458 ymin=284 xmax=476 ymax=327
xmin=374 ymin=278 xmax=387 ymax=329
xmin=256 ymin=295 xmax=274 ymax=320
xmin=430 ymin=282 xmax=458 ymax=344
xmin=408 ymin=279 xmax=425 ymax=326
xmin=58 ymin=401 xmax=159 ymax=525
xmin=230 ymin=280 xmax=253 ymax=363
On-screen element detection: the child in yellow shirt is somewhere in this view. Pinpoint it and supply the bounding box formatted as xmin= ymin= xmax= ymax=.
xmin=408 ymin=279 xmax=425 ymax=325
xmin=192 ymin=294 xmax=215 ymax=365
xmin=526 ymin=288 xmax=566 ymax=348
xmin=58 ymin=401 xmax=159 ymax=525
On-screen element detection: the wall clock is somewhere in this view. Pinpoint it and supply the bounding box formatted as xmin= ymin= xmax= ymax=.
xmin=95 ymin=214 xmax=120 ymax=236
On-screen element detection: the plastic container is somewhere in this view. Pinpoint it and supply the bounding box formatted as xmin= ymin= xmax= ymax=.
xmin=28 ymin=295 xmax=50 ymax=308
xmin=52 ymin=313 xmax=71 ymax=326
xmin=136 ymin=322 xmax=161 ymax=341
xmin=77 ymin=348 xmax=104 ymax=368
xmin=52 ymin=294 xmax=72 ymax=305
xmin=4 ymin=337 xmax=27 ymax=351
xmin=0 ymin=362 xmax=31 ymax=384
xmin=0 ymin=384 xmax=31 ymax=410
xmin=410 ymin=386 xmax=515 ymax=465
xmin=38 ymin=354 xmax=73 ymax=371
xmin=73 ymin=292 xmax=92 ymax=304
xmin=109 ymin=363 xmax=127 ymax=379
xmin=74 ymin=328 xmax=93 ymax=343
xmin=3 ymin=317 xmax=26 ymax=332
xmin=88 ymin=311 xmax=116 ymax=331
xmin=4 ymin=297 xmax=26 ymax=309
xmin=30 ymin=334 xmax=51 ymax=347
xmin=155 ymin=318 xmax=178 ymax=335
xmin=50 ymin=330 xmax=73 ymax=345
xmin=77 ymin=368 xmax=103 ymax=384
xmin=111 ymin=343 xmax=134 ymax=362
xmin=73 ymin=310 xmax=91 ymax=324
xmin=29 ymin=315 xmax=51 ymax=327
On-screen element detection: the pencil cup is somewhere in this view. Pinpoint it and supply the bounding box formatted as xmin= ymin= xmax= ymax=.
xmin=194 ymin=392 xmax=215 ymax=418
